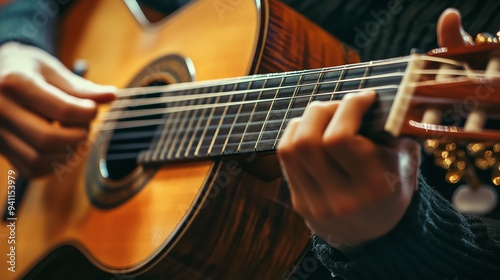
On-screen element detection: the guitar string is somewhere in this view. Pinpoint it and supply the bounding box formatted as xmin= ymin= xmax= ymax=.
xmin=109 ymin=67 xmax=488 ymax=109
xmin=105 ymin=116 xmax=390 ymax=155
xmin=114 ymin=55 xmax=466 ymax=99
xmin=91 ymin=63 xmax=496 ymax=135
xmin=103 ymin=72 xmax=499 ymax=157
xmin=92 ymin=55 xmax=490 ymax=158
xmin=102 ymin=98 xmax=393 ymax=143
xmin=98 ymin=94 xmax=397 ymax=155
xmin=96 ymin=84 xmax=400 ymax=126
xmin=105 ymin=118 xmax=389 ymax=158
xmin=112 ymin=63 xmax=407 ymax=106
xmin=100 ymin=68 xmax=495 ymax=155
xmin=109 ymin=72 xmax=405 ymax=109
xmin=97 ymin=61 xmax=493 ymax=124
xmin=102 ymin=98 xmax=396 ymax=138
xmin=97 ymin=66 xmax=492 ymax=123
xmin=99 ymin=81 xmax=402 ymax=122
xmin=116 ymin=57 xmax=410 ymax=98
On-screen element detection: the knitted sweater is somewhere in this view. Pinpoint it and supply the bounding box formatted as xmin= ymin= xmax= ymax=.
xmin=313 ymin=176 xmax=500 ymax=279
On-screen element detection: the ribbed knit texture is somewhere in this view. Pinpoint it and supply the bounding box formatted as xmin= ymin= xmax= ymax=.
xmin=313 ymin=176 xmax=500 ymax=280
xmin=282 ymin=0 xmax=500 ymax=61
xmin=0 ymin=0 xmax=72 ymax=55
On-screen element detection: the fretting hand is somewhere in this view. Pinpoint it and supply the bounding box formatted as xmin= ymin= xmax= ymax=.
xmin=277 ymin=8 xmax=472 ymax=247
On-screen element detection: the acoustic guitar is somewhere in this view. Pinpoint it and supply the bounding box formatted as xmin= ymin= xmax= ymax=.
xmin=1 ymin=0 xmax=499 ymax=279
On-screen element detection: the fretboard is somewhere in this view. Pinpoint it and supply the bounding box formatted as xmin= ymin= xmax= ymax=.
xmin=104 ymin=59 xmax=408 ymax=165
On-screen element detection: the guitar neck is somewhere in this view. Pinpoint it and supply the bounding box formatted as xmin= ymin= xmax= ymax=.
xmin=106 ymin=58 xmax=409 ymax=165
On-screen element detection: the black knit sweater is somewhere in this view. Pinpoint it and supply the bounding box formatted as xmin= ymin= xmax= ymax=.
xmin=313 ymin=175 xmax=500 ymax=279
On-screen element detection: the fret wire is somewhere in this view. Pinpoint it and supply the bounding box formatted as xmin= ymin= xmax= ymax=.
xmin=207 ymin=84 xmax=234 ymax=155
xmin=175 ymin=88 xmax=202 ymax=158
xmin=305 ymin=69 xmax=324 ymax=107
xmin=359 ymin=61 xmax=373 ymax=89
xmin=164 ymin=89 xmax=197 ymax=159
xmin=194 ymin=87 xmax=220 ymax=156
xmin=254 ymin=74 xmax=287 ymax=150
xmin=276 ymin=69 xmax=325 ymax=147
xmin=236 ymin=80 xmax=264 ymax=152
xmin=184 ymin=87 xmax=210 ymax=157
xmin=159 ymin=90 xmax=188 ymax=160
xmin=151 ymin=92 xmax=180 ymax=161
xmin=331 ymin=64 xmax=347 ymax=101
xmin=221 ymin=81 xmax=251 ymax=154
xmin=190 ymin=100 xmax=390 ymax=155
xmin=273 ymin=69 xmax=312 ymax=147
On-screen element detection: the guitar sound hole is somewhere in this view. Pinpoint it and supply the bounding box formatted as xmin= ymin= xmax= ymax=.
xmin=104 ymin=80 xmax=167 ymax=180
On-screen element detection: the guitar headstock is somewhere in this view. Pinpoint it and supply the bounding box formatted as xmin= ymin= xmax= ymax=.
xmin=384 ymin=40 xmax=500 ymax=188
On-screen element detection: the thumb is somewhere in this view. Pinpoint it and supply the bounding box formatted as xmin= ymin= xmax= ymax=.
xmin=42 ymin=58 xmax=117 ymax=103
xmin=437 ymin=8 xmax=473 ymax=49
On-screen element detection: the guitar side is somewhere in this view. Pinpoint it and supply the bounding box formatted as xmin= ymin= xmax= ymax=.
xmin=0 ymin=0 xmax=358 ymax=279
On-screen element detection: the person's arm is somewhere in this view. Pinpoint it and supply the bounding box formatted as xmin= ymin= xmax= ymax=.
xmin=0 ymin=0 xmax=74 ymax=54
xmin=0 ymin=0 xmax=190 ymax=54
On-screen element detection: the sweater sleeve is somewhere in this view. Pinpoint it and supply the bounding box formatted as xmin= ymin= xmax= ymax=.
xmin=313 ymin=175 xmax=500 ymax=280
xmin=0 ymin=0 xmax=74 ymax=55
xmin=0 ymin=0 xmax=188 ymax=55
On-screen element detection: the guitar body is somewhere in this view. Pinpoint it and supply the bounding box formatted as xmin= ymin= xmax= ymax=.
xmin=0 ymin=0 xmax=358 ymax=279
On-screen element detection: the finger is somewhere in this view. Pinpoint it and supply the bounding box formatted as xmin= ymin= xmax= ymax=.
xmin=292 ymin=101 xmax=349 ymax=184
xmin=322 ymin=91 xmax=377 ymax=175
xmin=0 ymin=127 xmax=68 ymax=178
xmin=279 ymin=113 xmax=357 ymax=218
xmin=278 ymin=118 xmax=313 ymax=216
xmin=279 ymin=118 xmax=332 ymax=218
xmin=437 ymin=8 xmax=473 ymax=48
xmin=1 ymin=72 xmax=100 ymax=126
xmin=0 ymin=94 xmax=88 ymax=153
xmin=42 ymin=60 xmax=117 ymax=103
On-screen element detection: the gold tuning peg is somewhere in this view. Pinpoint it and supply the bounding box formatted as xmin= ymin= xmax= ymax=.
xmin=426 ymin=141 xmax=500 ymax=186
xmin=423 ymin=139 xmax=440 ymax=154
xmin=445 ymin=159 xmax=467 ymax=184
xmin=492 ymin=162 xmax=500 ymax=186
xmin=475 ymin=32 xmax=499 ymax=45
xmin=467 ymin=142 xmax=486 ymax=156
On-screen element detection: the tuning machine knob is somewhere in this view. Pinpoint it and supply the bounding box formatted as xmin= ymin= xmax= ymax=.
xmin=475 ymin=32 xmax=499 ymax=45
